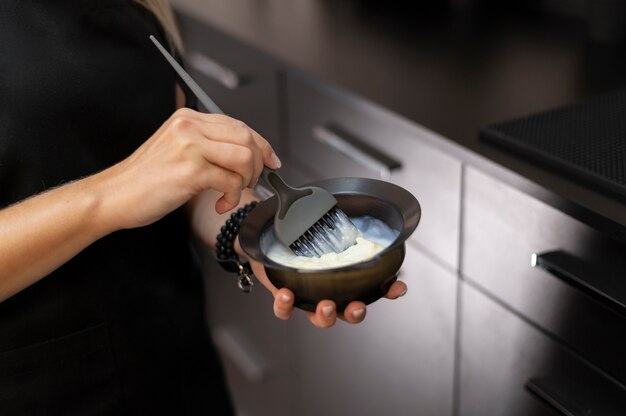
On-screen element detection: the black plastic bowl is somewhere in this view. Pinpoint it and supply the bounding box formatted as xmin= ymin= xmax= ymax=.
xmin=239 ymin=177 xmax=421 ymax=312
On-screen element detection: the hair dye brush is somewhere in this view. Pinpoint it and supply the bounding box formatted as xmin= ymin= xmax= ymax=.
xmin=150 ymin=35 xmax=358 ymax=257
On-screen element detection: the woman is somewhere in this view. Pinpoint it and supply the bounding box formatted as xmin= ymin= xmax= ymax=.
xmin=0 ymin=0 xmax=408 ymax=413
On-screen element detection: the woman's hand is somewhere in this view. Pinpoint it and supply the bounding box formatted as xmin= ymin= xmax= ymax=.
xmin=190 ymin=188 xmax=407 ymax=329
xmin=248 ymin=260 xmax=408 ymax=328
xmin=0 ymin=108 xmax=279 ymax=302
xmin=98 ymin=108 xmax=280 ymax=231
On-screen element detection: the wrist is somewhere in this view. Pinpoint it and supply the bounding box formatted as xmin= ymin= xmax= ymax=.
xmin=234 ymin=236 xmax=247 ymax=262
xmin=65 ymin=173 xmax=118 ymax=241
xmin=215 ymin=201 xmax=258 ymax=291
xmin=80 ymin=163 xmax=136 ymax=236
xmin=215 ymin=201 xmax=257 ymax=264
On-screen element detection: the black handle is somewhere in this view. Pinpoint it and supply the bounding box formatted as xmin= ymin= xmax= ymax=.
xmin=525 ymin=376 xmax=626 ymax=416
xmin=312 ymin=124 xmax=401 ymax=179
xmin=187 ymin=50 xmax=244 ymax=90
xmin=531 ymin=250 xmax=626 ymax=317
xmin=525 ymin=377 xmax=583 ymax=416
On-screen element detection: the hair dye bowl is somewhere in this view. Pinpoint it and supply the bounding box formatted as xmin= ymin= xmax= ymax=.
xmin=239 ymin=177 xmax=421 ymax=312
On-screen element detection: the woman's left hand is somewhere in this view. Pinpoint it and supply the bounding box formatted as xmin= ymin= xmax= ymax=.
xmin=248 ymin=260 xmax=408 ymax=328
xmin=189 ymin=184 xmax=409 ymax=329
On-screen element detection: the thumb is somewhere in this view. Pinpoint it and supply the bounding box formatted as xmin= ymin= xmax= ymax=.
xmin=215 ymin=190 xmax=241 ymax=214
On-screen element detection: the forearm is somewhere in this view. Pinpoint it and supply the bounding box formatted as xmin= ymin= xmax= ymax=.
xmin=0 ymin=174 xmax=116 ymax=302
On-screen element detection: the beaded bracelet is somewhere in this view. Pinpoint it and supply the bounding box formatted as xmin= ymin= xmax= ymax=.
xmin=215 ymin=201 xmax=258 ymax=293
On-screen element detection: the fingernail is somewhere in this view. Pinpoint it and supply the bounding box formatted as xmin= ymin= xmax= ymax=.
xmin=322 ymin=305 xmax=334 ymax=318
xmin=400 ymin=288 xmax=408 ymax=297
xmin=281 ymin=294 xmax=292 ymax=303
xmin=352 ymin=308 xmax=365 ymax=319
xmin=271 ymin=152 xmax=282 ymax=169
xmin=251 ymin=177 xmax=259 ymax=188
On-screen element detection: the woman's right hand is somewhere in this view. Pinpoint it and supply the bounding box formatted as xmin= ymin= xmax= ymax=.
xmin=0 ymin=108 xmax=280 ymax=302
xmin=94 ymin=108 xmax=280 ymax=231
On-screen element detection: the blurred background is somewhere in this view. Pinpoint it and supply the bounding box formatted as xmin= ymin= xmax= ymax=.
xmin=173 ymin=0 xmax=626 ymax=415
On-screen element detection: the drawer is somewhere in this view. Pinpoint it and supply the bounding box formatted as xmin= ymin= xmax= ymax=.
xmin=292 ymin=242 xmax=457 ymax=416
xmin=462 ymin=166 xmax=626 ymax=383
xmin=193 ymin=241 xmax=296 ymax=416
xmin=286 ymin=73 xmax=462 ymax=268
xmin=175 ymin=11 xmax=282 ymax=150
xmin=460 ymin=282 xmax=626 ymax=416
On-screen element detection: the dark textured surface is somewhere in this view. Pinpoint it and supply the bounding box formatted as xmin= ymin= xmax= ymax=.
xmin=481 ymin=88 xmax=626 ymax=199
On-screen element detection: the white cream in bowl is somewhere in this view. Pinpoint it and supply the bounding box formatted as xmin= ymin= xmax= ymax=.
xmin=265 ymin=216 xmax=399 ymax=270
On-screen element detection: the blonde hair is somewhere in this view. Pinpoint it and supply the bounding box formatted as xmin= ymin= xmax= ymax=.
xmin=134 ymin=0 xmax=184 ymax=53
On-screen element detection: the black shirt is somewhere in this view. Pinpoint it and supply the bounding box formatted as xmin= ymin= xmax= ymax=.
xmin=0 ymin=1 xmax=234 ymax=414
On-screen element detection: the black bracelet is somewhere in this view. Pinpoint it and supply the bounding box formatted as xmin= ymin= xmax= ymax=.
xmin=215 ymin=201 xmax=258 ymax=292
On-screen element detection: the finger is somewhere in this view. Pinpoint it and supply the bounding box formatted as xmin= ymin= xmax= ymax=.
xmin=215 ymin=191 xmax=242 ymax=214
xmin=194 ymin=114 xmax=281 ymax=186
xmin=209 ymin=122 xmax=279 ymax=180
xmin=186 ymin=111 xmax=246 ymax=126
xmin=167 ymin=113 xmax=260 ymax=182
xmin=340 ymin=301 xmax=367 ymax=324
xmin=170 ymin=108 xmax=242 ymax=126
xmin=197 ymin=139 xmax=256 ymax=188
xmin=248 ymin=260 xmax=275 ymax=292
xmin=189 ymin=111 xmax=279 ymax=173
xmin=176 ymin=110 xmax=280 ymax=175
xmin=199 ymin=123 xmax=261 ymax=186
xmin=246 ymin=125 xmax=281 ymax=171
xmin=190 ymin=162 xmax=243 ymax=213
xmin=308 ymin=300 xmax=337 ymax=328
xmin=384 ymin=280 xmax=408 ymax=299
xmin=273 ymin=288 xmax=295 ymax=320
xmin=166 ymin=110 xmax=255 ymax=154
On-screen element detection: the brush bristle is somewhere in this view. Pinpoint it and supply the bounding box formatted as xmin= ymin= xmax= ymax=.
xmin=289 ymin=207 xmax=359 ymax=257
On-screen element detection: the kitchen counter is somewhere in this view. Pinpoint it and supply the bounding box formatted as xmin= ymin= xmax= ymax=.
xmin=170 ymin=0 xmax=626 ymax=241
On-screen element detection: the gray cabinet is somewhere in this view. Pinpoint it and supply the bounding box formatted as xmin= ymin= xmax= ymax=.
xmin=175 ymin=9 xmax=460 ymax=414
xmin=460 ymin=282 xmax=626 ymax=416
xmin=286 ymin=72 xmax=462 ymax=269
xmin=194 ymin=242 xmax=296 ymax=416
xmin=291 ymin=241 xmax=456 ymax=416
xmin=282 ymin=73 xmax=458 ymax=415
xmin=173 ymin=4 xmax=626 ymax=415
xmin=462 ymin=166 xmax=626 ymax=384
xmin=174 ymin=10 xmax=282 ymax=150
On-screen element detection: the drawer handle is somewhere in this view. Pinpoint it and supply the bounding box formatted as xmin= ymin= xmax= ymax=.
xmin=525 ymin=377 xmax=584 ymax=415
xmin=530 ymin=250 xmax=626 ymax=317
xmin=211 ymin=326 xmax=270 ymax=383
xmin=312 ymin=124 xmax=402 ymax=180
xmin=187 ymin=51 xmax=243 ymax=90
xmin=525 ymin=376 xmax=626 ymax=415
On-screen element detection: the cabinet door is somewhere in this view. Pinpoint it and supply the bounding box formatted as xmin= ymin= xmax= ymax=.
xmin=286 ymin=73 xmax=462 ymax=269
xmin=460 ymin=282 xmax=626 ymax=416
xmin=174 ymin=10 xmax=282 ymax=150
xmin=194 ymin=242 xmax=296 ymax=416
xmin=291 ymin=243 xmax=457 ymax=416
xmin=462 ymin=166 xmax=626 ymax=383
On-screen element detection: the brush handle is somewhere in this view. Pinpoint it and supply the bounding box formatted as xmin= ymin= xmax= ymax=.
xmin=151 ymin=36 xmax=282 ymax=203
xmin=149 ymin=35 xmax=224 ymax=115
xmin=261 ymin=167 xmax=311 ymax=220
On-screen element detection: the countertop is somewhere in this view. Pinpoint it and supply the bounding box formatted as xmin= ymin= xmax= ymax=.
xmin=170 ymin=0 xmax=626 ymax=242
